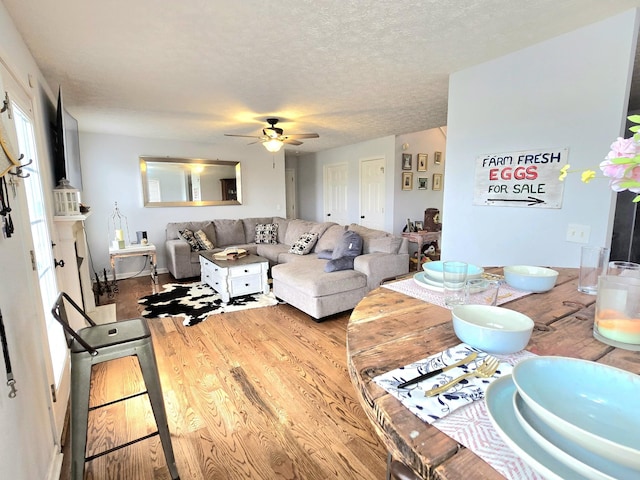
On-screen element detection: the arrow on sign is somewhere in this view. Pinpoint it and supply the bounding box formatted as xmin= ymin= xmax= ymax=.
xmin=487 ymin=196 xmax=545 ymax=206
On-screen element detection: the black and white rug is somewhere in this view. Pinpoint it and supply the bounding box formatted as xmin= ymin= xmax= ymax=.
xmin=138 ymin=282 xmax=279 ymax=326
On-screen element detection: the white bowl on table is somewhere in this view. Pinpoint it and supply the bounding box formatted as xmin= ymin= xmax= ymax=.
xmin=503 ymin=265 xmax=558 ymax=292
xmin=512 ymin=356 xmax=640 ymax=470
xmin=451 ymin=305 xmax=534 ymax=354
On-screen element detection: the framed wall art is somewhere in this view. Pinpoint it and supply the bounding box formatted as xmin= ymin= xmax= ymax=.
xmin=402 ymin=171 xmax=413 ymax=190
xmin=402 ymin=153 xmax=412 ymax=170
xmin=417 ymin=153 xmax=428 ymax=172
xmin=414 ymin=220 xmax=424 ymax=231
xmin=434 ymin=151 xmax=442 ymax=165
xmin=418 ymin=177 xmax=428 ymax=190
xmin=432 ymin=173 xmax=443 ymax=191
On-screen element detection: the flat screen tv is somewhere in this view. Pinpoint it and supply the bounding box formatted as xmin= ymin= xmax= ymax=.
xmin=53 ymin=88 xmax=83 ymax=191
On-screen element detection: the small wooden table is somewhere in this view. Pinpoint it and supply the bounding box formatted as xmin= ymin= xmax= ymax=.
xmin=109 ymin=243 xmax=158 ymax=283
xmin=347 ymin=268 xmax=640 ymax=479
xmin=199 ymin=252 xmax=269 ymax=303
xmin=402 ymin=231 xmax=441 ymax=266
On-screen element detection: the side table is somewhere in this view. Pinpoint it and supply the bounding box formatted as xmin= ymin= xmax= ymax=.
xmin=402 ymin=231 xmax=441 ymax=266
xmin=109 ymin=243 xmax=158 ymax=283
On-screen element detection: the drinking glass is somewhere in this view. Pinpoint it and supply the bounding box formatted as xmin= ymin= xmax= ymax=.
xmin=443 ymin=261 xmax=468 ymax=307
xmin=465 ymin=278 xmax=501 ymax=306
xmin=594 ymin=275 xmax=640 ymax=351
xmin=578 ymin=246 xmax=609 ymax=295
xmin=607 ymin=261 xmax=640 ymax=278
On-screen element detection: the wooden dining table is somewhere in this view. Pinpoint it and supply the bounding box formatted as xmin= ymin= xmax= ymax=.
xmin=346 ymin=267 xmax=640 ymax=480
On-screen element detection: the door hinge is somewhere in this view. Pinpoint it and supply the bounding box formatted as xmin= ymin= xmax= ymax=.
xmin=50 ymin=384 xmax=57 ymax=403
xmin=1 ymin=91 xmax=12 ymax=119
xmin=30 ymin=250 xmax=37 ymax=271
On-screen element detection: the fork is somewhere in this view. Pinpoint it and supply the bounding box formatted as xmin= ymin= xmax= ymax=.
xmin=423 ymin=356 xmax=500 ymax=397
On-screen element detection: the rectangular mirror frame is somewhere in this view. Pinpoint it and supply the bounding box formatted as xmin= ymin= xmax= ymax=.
xmin=140 ymin=156 xmax=242 ymax=207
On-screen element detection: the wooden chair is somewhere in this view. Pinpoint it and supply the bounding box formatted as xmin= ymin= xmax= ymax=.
xmin=51 ymin=292 xmax=179 ymax=480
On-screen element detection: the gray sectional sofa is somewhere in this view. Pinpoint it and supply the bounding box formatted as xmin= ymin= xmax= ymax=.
xmin=165 ymin=217 xmax=409 ymax=320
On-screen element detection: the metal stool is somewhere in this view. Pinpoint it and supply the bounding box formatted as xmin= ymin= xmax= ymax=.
xmin=387 ymin=453 xmax=422 ymax=480
xmin=52 ymin=292 xmax=179 ymax=480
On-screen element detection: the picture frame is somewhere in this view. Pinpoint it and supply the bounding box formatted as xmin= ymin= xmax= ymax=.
xmin=417 ymin=153 xmax=428 ymax=172
xmin=432 ymin=173 xmax=443 ymax=191
xmin=406 ymin=218 xmax=415 ymax=232
xmin=402 ymin=171 xmax=413 ymax=190
xmin=402 ymin=153 xmax=412 ymax=170
xmin=418 ymin=177 xmax=428 ymax=190
xmin=434 ymin=151 xmax=442 ymax=165
xmin=414 ymin=220 xmax=424 ymax=231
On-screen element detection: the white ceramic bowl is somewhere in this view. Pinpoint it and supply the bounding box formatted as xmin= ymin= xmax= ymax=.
xmin=503 ymin=265 xmax=558 ymax=292
xmin=513 ymin=392 xmax=638 ymax=480
xmin=423 ymin=261 xmax=484 ymax=282
xmin=451 ymin=305 xmax=534 ymax=354
xmin=512 ymin=356 xmax=640 ymax=470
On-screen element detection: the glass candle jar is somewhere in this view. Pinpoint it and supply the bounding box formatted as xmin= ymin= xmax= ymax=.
xmin=594 ymin=275 xmax=640 ymax=351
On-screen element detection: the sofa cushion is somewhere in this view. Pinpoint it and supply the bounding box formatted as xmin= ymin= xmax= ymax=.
xmin=331 ymin=231 xmax=363 ymax=259
xmin=325 ymin=256 xmax=356 ymax=272
xmin=167 ymin=221 xmax=216 ymax=244
xmin=289 ymin=232 xmax=319 ymax=255
xmin=255 ymin=223 xmax=278 ymax=244
xmin=314 ymin=224 xmax=346 ymax=252
xmin=272 ymin=261 xmax=367 ymax=297
xmin=242 ymin=217 xmax=274 ymax=243
xmin=179 ymin=229 xmax=203 ymax=251
xmin=194 ymin=229 xmax=214 ymax=250
xmin=272 ymin=217 xmax=290 ymax=244
xmin=369 ymin=236 xmax=403 ymax=254
xmin=214 ymin=219 xmax=245 ymax=246
xmin=348 ymin=224 xmax=400 ymax=254
xmin=284 ymin=220 xmax=335 ymax=246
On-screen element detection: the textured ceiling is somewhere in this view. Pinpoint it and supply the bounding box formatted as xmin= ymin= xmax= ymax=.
xmin=3 ymin=0 xmax=640 ymax=153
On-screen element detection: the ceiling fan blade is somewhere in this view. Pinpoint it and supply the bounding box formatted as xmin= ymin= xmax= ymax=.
xmin=284 ymin=133 xmax=319 ymax=139
xmin=283 ymin=139 xmax=303 ymax=146
xmin=225 ymin=134 xmax=262 ymax=138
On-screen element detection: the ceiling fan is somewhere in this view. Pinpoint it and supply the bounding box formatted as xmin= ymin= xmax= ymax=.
xmin=225 ymin=118 xmax=319 ymax=153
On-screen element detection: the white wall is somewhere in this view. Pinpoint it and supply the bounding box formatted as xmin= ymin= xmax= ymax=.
xmin=394 ymin=128 xmax=447 ymax=233
xmin=443 ymin=9 xmax=639 ymax=267
xmin=80 ymin=132 xmax=286 ymax=276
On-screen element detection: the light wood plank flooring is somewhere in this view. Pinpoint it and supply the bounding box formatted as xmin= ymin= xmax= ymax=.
xmin=60 ymin=274 xmax=387 ymax=479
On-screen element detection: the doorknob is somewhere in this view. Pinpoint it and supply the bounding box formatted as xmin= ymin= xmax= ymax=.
xmin=327 ymin=213 xmax=331 ymax=216
xmin=54 ymin=259 xmax=65 ymax=268
xmin=360 ymin=215 xmax=365 ymax=219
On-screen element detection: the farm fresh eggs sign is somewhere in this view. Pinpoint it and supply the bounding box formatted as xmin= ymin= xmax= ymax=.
xmin=473 ymin=148 xmax=568 ymax=208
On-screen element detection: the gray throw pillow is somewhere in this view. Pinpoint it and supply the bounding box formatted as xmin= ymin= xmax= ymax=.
xmin=325 ymin=256 xmax=356 ymax=272
xmin=317 ymin=249 xmax=333 ymax=260
xmin=331 ymin=231 xmax=363 ymax=259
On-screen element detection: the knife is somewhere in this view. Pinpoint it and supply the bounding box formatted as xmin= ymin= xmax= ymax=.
xmin=397 ymin=351 xmax=478 ymax=388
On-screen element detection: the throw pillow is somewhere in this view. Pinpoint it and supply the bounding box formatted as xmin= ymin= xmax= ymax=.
xmin=194 ymin=229 xmax=214 ymax=250
xmin=316 ymin=249 xmax=333 ymax=260
xmin=289 ymin=232 xmax=319 ymax=255
xmin=331 ymin=231 xmax=363 ymax=259
xmin=255 ymin=223 xmax=279 ymax=244
xmin=325 ymin=256 xmax=356 ymax=272
xmin=179 ymin=229 xmax=202 ymax=251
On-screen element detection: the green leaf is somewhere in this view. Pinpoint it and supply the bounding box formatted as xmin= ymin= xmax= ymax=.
xmin=628 ymin=115 xmax=640 ymax=124
xmin=633 ymin=195 xmax=640 ymax=203
xmin=630 ymin=125 xmax=640 ymax=132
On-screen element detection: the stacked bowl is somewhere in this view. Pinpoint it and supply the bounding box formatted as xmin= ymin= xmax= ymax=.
xmin=485 ymin=356 xmax=640 ymax=479
xmin=413 ymin=261 xmax=484 ymax=292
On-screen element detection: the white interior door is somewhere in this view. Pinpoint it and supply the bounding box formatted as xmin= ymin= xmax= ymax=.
xmin=285 ymin=168 xmax=296 ymax=219
xmin=3 ymin=66 xmax=68 ymax=444
xmin=360 ymin=158 xmax=386 ymax=230
xmin=323 ymin=163 xmax=348 ymax=225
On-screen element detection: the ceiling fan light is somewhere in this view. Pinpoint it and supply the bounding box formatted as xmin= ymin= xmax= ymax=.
xmin=264 ymin=139 xmax=283 ymax=153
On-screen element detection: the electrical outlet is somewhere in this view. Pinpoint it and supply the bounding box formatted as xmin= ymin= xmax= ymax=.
xmin=566 ymin=223 xmax=591 ymax=244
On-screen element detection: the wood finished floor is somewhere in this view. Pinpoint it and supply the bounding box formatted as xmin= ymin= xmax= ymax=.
xmin=59 ymin=274 xmax=387 ymax=479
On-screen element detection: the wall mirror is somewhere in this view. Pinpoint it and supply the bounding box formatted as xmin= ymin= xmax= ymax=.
xmin=140 ymin=156 xmax=242 ymax=207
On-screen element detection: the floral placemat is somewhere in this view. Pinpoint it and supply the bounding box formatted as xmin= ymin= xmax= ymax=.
xmin=383 ymin=276 xmax=531 ymax=308
xmin=374 ymin=344 xmax=541 ymax=480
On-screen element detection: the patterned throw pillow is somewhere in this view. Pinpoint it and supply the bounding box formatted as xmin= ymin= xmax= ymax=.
xmin=255 ymin=223 xmax=278 ymax=244
xmin=194 ymin=229 xmax=214 ymax=250
xmin=289 ymin=232 xmax=319 ymax=255
xmin=179 ymin=229 xmax=202 ymax=251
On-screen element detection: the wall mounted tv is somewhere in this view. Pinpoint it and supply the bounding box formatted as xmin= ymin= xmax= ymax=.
xmin=53 ymin=88 xmax=83 ymax=191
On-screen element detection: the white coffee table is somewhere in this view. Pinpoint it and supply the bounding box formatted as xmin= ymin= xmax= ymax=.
xmin=199 ymin=252 xmax=269 ymax=303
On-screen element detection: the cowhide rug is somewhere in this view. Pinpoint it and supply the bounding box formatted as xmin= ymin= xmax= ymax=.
xmin=138 ymin=282 xmax=279 ymax=326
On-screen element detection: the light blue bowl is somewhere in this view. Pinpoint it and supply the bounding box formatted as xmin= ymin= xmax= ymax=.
xmin=451 ymin=305 xmax=533 ymax=354
xmin=423 ymin=261 xmax=484 ymax=281
xmin=503 ymin=265 xmax=558 ymax=292
xmin=512 ymin=356 xmax=640 ymax=470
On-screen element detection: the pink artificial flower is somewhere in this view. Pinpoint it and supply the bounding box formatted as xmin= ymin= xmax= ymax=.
xmin=600 ymin=159 xmax=628 ymax=179
xmin=606 ymin=137 xmax=640 ymax=159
